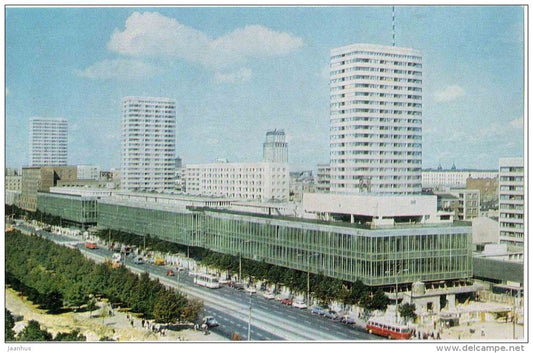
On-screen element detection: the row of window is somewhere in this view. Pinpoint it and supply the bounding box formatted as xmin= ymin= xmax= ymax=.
xmin=331 ymin=51 xmax=421 ymax=62
xmin=331 ymin=133 xmax=422 ymax=140
xmin=332 ymin=108 xmax=422 ymax=116
xmin=331 ymin=75 xmax=422 ymax=84
xmin=331 ymin=66 xmax=422 ymax=76
xmin=331 ymin=83 xmax=422 ymax=92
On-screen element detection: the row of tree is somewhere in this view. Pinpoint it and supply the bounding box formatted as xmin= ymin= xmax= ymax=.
xmin=5 ymin=309 xmax=86 ymax=341
xmin=96 ymin=228 xmax=389 ymax=312
xmin=5 ymin=229 xmax=202 ymax=324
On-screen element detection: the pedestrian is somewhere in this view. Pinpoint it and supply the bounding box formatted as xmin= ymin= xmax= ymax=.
xmin=142 ymin=319 xmax=145 ymax=327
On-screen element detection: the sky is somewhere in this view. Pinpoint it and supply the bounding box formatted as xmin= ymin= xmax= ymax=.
xmin=5 ymin=6 xmax=525 ymax=171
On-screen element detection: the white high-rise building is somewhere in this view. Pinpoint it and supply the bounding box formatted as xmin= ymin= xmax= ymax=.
xmin=121 ymin=96 xmax=176 ymax=192
xmin=329 ymin=43 xmax=423 ymax=195
xmin=263 ymin=129 xmax=288 ymax=163
xmin=29 ymin=118 xmax=68 ymax=166
xmin=499 ymin=157 xmax=524 ymax=250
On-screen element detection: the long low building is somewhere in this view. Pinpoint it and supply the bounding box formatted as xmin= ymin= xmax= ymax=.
xmin=36 ymin=191 xmax=472 ymax=287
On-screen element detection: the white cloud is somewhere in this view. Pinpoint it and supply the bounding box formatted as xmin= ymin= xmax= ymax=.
xmin=214 ymin=68 xmax=252 ymax=84
xmin=106 ymin=11 xmax=304 ymax=70
xmin=434 ymin=85 xmax=465 ymax=102
xmin=74 ymin=58 xmax=158 ymax=80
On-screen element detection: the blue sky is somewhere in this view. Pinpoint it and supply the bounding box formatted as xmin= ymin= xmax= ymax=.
xmin=5 ymin=6 xmax=525 ymax=171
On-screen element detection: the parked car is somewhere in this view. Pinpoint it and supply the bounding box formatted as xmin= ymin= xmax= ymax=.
xmin=166 ymin=270 xmax=175 ymax=276
xmin=262 ymin=292 xmax=276 ymax=300
xmin=341 ymin=316 xmax=356 ymax=325
xmin=245 ymin=286 xmax=256 ymax=294
xmin=202 ymin=316 xmax=219 ymax=328
xmin=292 ymin=300 xmax=307 ymax=309
xmin=324 ymin=310 xmax=340 ymax=320
xmin=281 ymin=297 xmax=293 ymax=305
xmin=133 ymin=257 xmax=144 ymax=264
xmin=310 ymin=307 xmax=326 ymax=315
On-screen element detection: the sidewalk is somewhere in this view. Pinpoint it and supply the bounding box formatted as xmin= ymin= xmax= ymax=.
xmin=6 ymin=288 xmax=226 ymax=342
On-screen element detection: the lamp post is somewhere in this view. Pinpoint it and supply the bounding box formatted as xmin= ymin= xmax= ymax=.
xmin=298 ymin=252 xmax=320 ymax=306
xmin=237 ymin=240 xmax=251 ymax=283
xmin=386 ymin=265 xmax=409 ymax=323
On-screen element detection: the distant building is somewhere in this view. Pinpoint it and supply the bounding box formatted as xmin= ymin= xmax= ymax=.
xmin=434 ymin=189 xmax=480 ymax=221
xmin=121 ymin=96 xmax=176 ymax=192
xmin=422 ymin=169 xmax=498 ymax=189
xmin=77 ymin=165 xmax=101 ymax=180
xmin=263 ymin=129 xmax=288 ymax=163
xmin=498 ymin=157 xmax=524 ymax=250
xmin=329 ymin=43 xmax=423 ymax=195
xmin=466 ymin=177 xmax=499 ymax=212
xmin=185 ymin=161 xmax=289 ymax=201
xmin=19 ymin=166 xmax=77 ymax=211
xmin=316 ymin=163 xmax=331 ymax=193
xmin=5 ymin=174 xmax=22 ymax=191
xmin=289 ymin=170 xmax=315 ymax=202
xmin=29 ymin=118 xmax=68 ymax=166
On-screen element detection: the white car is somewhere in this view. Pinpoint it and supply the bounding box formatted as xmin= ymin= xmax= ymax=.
xmin=292 ymin=300 xmax=307 ymax=309
xmin=262 ymin=292 xmax=275 ymax=300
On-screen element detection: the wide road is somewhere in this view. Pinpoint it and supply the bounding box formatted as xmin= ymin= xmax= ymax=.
xmin=13 ymin=223 xmax=382 ymax=341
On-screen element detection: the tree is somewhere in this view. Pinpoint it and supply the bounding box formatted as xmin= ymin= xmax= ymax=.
xmin=399 ymin=303 xmax=417 ymax=322
xmin=154 ymin=291 xmax=186 ymax=324
xmin=17 ymin=320 xmax=53 ymax=341
xmin=87 ymin=296 xmax=98 ymax=318
xmin=42 ymin=290 xmax=63 ymax=314
xmin=181 ymin=298 xmax=203 ymax=323
xmin=54 ymin=329 xmax=86 ymax=341
xmin=5 ymin=309 xmax=16 ymax=341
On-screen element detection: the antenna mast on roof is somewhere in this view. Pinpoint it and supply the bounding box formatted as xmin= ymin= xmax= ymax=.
xmin=392 ymin=6 xmax=396 ymax=47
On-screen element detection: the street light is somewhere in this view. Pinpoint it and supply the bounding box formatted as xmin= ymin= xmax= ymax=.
xmin=235 ymin=240 xmax=251 ymax=283
xmin=298 ymin=252 xmax=320 ymax=306
xmin=386 ymin=264 xmax=409 ymax=323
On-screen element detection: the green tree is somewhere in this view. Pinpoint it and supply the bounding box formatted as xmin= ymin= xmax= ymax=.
xmin=54 ymin=329 xmax=86 ymax=341
xmin=5 ymin=309 xmax=16 ymax=341
xmin=399 ymin=303 xmax=417 ymax=322
xmin=154 ymin=291 xmax=187 ymax=324
xmin=42 ymin=290 xmax=63 ymax=314
xmin=87 ymin=297 xmax=98 ymax=318
xmin=17 ymin=320 xmax=53 ymax=341
xmin=181 ymin=298 xmax=204 ymax=323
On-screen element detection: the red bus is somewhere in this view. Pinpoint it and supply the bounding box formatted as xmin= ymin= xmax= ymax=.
xmin=366 ymin=318 xmax=412 ymax=340
xmin=85 ymin=241 xmax=98 ymax=249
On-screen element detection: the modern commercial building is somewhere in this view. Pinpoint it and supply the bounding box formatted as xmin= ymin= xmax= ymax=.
xmin=37 ymin=192 xmax=98 ymax=228
xmin=77 ymin=165 xmax=101 ymax=180
xmin=498 ymin=158 xmax=524 ymax=250
xmin=263 ymin=129 xmax=288 ymax=163
xmin=422 ymin=169 xmax=498 ymax=189
xmin=329 ymin=43 xmax=423 ymax=195
xmin=29 ymin=118 xmax=68 ymax=166
xmin=316 ymin=163 xmax=331 ymax=193
xmin=19 ymin=166 xmax=77 ymax=211
xmin=121 ymin=96 xmax=176 ymax=193
xmin=185 ymin=161 xmax=289 ymax=201
xmin=5 ymin=174 xmax=22 ymax=191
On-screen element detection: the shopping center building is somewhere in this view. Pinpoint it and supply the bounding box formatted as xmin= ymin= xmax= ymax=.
xmin=36 ymin=190 xmax=472 ymax=287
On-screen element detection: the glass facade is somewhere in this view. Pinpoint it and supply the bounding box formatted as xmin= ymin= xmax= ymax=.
xmin=97 ymin=200 xmax=472 ymax=286
xmin=37 ymin=192 xmax=97 ymax=227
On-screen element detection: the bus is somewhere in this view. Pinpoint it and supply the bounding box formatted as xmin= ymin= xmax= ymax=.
xmin=194 ymin=274 xmax=220 ymax=289
xmin=366 ymin=318 xmax=412 ymax=340
xmin=85 ymin=241 xmax=98 ymax=249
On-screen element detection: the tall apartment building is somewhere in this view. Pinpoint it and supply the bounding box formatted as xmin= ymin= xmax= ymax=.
xmin=29 ymin=118 xmax=68 ymax=166
xmin=329 ymin=43 xmax=423 ymax=195
xmin=263 ymin=129 xmax=288 ymax=163
xmin=121 ymin=97 xmax=176 ymax=193
xmin=498 ymin=157 xmax=524 ymax=250
xmin=185 ymin=161 xmax=289 ymax=201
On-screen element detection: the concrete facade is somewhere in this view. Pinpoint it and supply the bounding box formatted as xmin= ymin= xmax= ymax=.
xmin=121 ymin=96 xmax=176 ymax=192
xmin=498 ymin=157 xmax=524 ymax=250
xmin=329 ymin=43 xmax=423 ymax=195
xmin=19 ymin=166 xmax=77 ymax=211
xmin=29 ymin=118 xmax=68 ymax=166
